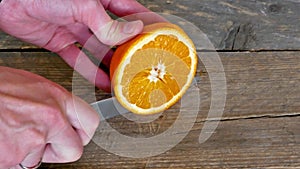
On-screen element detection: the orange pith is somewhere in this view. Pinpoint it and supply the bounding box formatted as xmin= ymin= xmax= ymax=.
xmin=110 ymin=22 xmax=197 ymax=115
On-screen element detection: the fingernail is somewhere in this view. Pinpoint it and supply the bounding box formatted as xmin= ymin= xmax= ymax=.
xmin=123 ymin=21 xmax=142 ymax=34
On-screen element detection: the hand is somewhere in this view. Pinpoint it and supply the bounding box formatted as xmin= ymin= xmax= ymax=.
xmin=0 ymin=66 xmax=100 ymax=169
xmin=0 ymin=0 xmax=165 ymax=92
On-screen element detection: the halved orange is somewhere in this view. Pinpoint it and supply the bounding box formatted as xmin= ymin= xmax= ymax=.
xmin=110 ymin=22 xmax=197 ymax=115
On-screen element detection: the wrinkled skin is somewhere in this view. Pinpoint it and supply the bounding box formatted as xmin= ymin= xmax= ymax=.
xmin=0 ymin=0 xmax=165 ymax=168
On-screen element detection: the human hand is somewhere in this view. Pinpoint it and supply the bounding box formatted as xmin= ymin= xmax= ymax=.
xmin=0 ymin=0 xmax=165 ymax=92
xmin=0 ymin=66 xmax=99 ymax=169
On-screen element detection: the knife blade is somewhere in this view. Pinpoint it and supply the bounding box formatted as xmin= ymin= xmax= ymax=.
xmin=90 ymin=97 xmax=130 ymax=121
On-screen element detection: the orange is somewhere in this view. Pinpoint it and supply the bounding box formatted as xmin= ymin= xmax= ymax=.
xmin=110 ymin=22 xmax=197 ymax=115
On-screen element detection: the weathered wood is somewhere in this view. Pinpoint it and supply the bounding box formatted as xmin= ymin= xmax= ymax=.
xmin=138 ymin=0 xmax=300 ymax=50
xmin=40 ymin=116 xmax=300 ymax=168
xmin=1 ymin=0 xmax=299 ymax=168
xmin=0 ymin=32 xmax=38 ymax=50
xmin=0 ymin=51 xmax=299 ymax=118
xmin=1 ymin=0 xmax=299 ymax=50
xmin=0 ymin=51 xmax=299 ymax=168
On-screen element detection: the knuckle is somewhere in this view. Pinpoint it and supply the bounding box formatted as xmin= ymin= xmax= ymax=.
xmin=100 ymin=21 xmax=121 ymax=45
xmin=71 ymin=146 xmax=84 ymax=162
xmin=38 ymin=103 xmax=67 ymax=133
xmin=60 ymin=144 xmax=84 ymax=162
xmin=41 ymin=105 xmax=63 ymax=123
xmin=25 ymin=128 xmax=47 ymax=147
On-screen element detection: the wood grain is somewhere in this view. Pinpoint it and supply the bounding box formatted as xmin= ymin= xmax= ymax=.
xmin=1 ymin=0 xmax=299 ymax=51
xmin=41 ymin=116 xmax=300 ymax=168
xmin=1 ymin=51 xmax=299 ymax=118
xmin=138 ymin=0 xmax=300 ymax=51
xmin=0 ymin=51 xmax=299 ymax=168
xmin=1 ymin=0 xmax=299 ymax=167
xmin=0 ymin=33 xmax=38 ymax=50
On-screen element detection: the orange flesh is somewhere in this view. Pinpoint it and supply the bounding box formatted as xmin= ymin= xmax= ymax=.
xmin=120 ymin=35 xmax=191 ymax=109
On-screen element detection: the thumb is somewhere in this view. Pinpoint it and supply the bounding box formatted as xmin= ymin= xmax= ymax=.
xmin=76 ymin=0 xmax=143 ymax=46
xmin=97 ymin=20 xmax=144 ymax=46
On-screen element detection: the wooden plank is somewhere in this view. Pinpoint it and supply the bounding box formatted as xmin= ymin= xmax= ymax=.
xmin=40 ymin=116 xmax=300 ymax=168
xmin=0 ymin=51 xmax=299 ymax=118
xmin=202 ymin=51 xmax=300 ymax=119
xmin=138 ymin=0 xmax=300 ymax=50
xmin=0 ymin=51 xmax=299 ymax=168
xmin=1 ymin=0 xmax=299 ymax=51
xmin=0 ymin=32 xmax=38 ymax=50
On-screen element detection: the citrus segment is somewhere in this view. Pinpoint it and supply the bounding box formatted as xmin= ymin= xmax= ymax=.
xmin=110 ymin=22 xmax=197 ymax=115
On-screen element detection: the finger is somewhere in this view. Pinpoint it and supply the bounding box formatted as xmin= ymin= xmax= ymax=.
xmin=43 ymin=125 xmax=83 ymax=163
xmin=101 ymin=0 xmax=168 ymax=24
xmin=19 ymin=146 xmax=44 ymax=169
xmin=120 ymin=12 xmax=168 ymax=25
xmin=98 ymin=20 xmax=144 ymax=46
xmin=65 ymin=95 xmax=100 ymax=145
xmin=101 ymin=0 xmax=152 ymax=15
xmin=80 ymin=35 xmax=114 ymax=67
xmin=40 ymin=26 xmax=111 ymax=90
xmin=57 ymin=44 xmax=111 ymax=92
xmin=75 ymin=0 xmax=144 ymax=46
xmin=66 ymin=23 xmax=113 ymax=67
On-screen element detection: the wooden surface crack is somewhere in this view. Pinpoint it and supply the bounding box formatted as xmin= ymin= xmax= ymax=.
xmin=231 ymin=25 xmax=240 ymax=50
xmin=197 ymin=112 xmax=300 ymax=123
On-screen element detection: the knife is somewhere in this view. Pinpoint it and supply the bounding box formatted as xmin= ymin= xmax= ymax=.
xmin=90 ymin=97 xmax=130 ymax=121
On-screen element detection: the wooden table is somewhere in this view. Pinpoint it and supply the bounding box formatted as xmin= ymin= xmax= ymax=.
xmin=1 ymin=0 xmax=299 ymax=168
